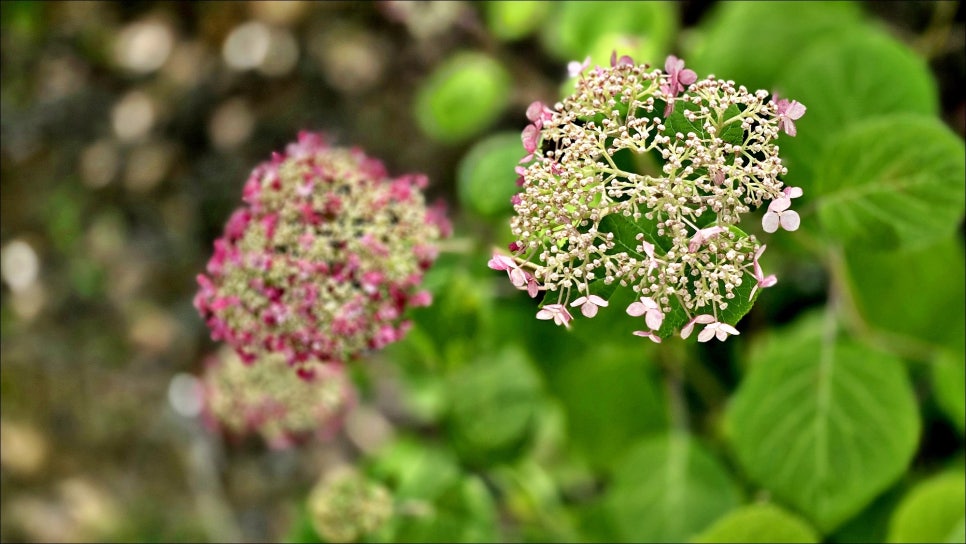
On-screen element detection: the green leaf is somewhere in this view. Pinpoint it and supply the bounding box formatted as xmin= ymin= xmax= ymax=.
xmin=415 ymin=52 xmax=511 ymax=143
xmin=726 ymin=317 xmax=921 ymax=533
xmin=605 ymin=433 xmax=741 ymax=542
xmin=548 ymin=345 xmax=667 ymax=469
xmin=688 ymin=1 xmax=865 ymax=93
xmin=844 ymin=238 xmax=966 ymax=357
xmin=368 ymin=439 xmax=462 ymax=501
xmin=888 ymin=471 xmax=966 ymax=544
xmin=933 ymin=350 xmax=966 ymax=434
xmin=542 ymin=1 xmax=676 ymax=62
xmin=457 ymin=132 xmax=523 ymax=218
xmin=389 ymin=476 xmax=499 ymax=543
xmin=814 ymin=114 xmax=966 ymax=251
xmin=777 ymin=28 xmax=939 ymax=187
xmin=691 ymin=503 xmax=820 ymax=543
xmin=483 ymin=1 xmax=549 ymax=42
xmin=446 ymin=346 xmax=543 ymax=466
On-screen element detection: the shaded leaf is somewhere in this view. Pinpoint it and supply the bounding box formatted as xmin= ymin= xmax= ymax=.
xmin=814 ymin=115 xmax=965 ymax=250
xmin=888 ymin=471 xmax=966 ymax=544
xmin=726 ymin=317 xmax=921 ymax=533
xmin=692 ymin=503 xmax=820 ymax=543
xmin=605 ymin=432 xmax=741 ymax=542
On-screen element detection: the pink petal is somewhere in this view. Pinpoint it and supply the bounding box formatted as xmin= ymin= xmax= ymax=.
xmin=526 ymin=101 xmax=545 ymax=122
xmin=697 ymin=326 xmax=715 ymax=343
xmin=645 ymin=311 xmax=663 ymax=331
xmin=665 ymin=55 xmax=682 ymax=73
xmin=679 ymin=68 xmax=697 ymax=85
xmin=720 ymin=323 xmax=740 ymax=335
xmin=779 ymin=210 xmax=800 ymax=231
xmin=527 ymin=278 xmax=539 ymax=298
xmin=570 ymin=296 xmax=588 ymax=307
xmin=626 ymin=301 xmax=646 ymax=316
xmin=784 ymin=186 xmax=803 ymax=199
xmin=581 ymin=301 xmax=598 ymax=318
xmin=787 ymin=101 xmax=806 ymax=119
xmin=633 ymin=330 xmax=662 ymax=343
xmin=781 ymin=118 xmax=797 ymax=136
xmin=761 ymin=274 xmax=777 ymax=288
xmin=522 ymin=124 xmax=539 ymax=153
xmin=536 ymin=309 xmax=554 ymax=321
xmin=588 ymin=295 xmax=608 ymax=307
xmin=488 ymin=255 xmax=513 ymax=270
xmin=762 ymin=212 xmax=780 ymax=233
xmin=768 ymin=196 xmax=791 ymax=212
xmin=509 ymin=267 xmax=527 ymax=287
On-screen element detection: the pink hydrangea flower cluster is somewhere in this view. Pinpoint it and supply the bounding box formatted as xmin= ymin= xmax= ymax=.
xmin=201 ymin=346 xmax=355 ymax=449
xmin=195 ymin=131 xmax=450 ymax=373
xmin=493 ymin=55 xmax=805 ymax=342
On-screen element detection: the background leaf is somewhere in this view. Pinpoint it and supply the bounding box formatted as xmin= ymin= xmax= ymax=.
xmin=813 ymin=114 xmax=966 ymax=250
xmin=605 ymin=432 xmax=741 ymax=542
xmin=844 ymin=237 xmax=966 ymax=358
xmin=446 ymin=346 xmax=544 ymax=466
xmin=932 ymin=350 xmax=966 ymax=435
xmin=887 ymin=471 xmax=966 ymax=544
xmin=541 ymin=1 xmax=676 ymax=63
xmin=414 ymin=52 xmax=511 ymax=143
xmin=547 ymin=345 xmax=667 ymax=470
xmin=457 ymin=132 xmax=523 ymax=218
xmin=726 ymin=316 xmax=921 ymax=533
xmin=687 ymin=1 xmax=865 ymax=92
xmin=691 ymin=503 xmax=820 ymax=543
xmin=776 ymin=28 xmax=939 ymax=187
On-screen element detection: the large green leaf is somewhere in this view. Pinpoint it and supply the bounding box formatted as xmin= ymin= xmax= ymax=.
xmin=483 ymin=1 xmax=549 ymax=42
xmin=691 ymin=503 xmax=820 ymax=543
xmin=605 ymin=433 xmax=741 ymax=542
xmin=687 ymin=1 xmax=865 ymax=92
xmin=542 ymin=1 xmax=676 ymax=62
xmin=776 ymin=28 xmax=939 ymax=187
xmin=549 ymin=344 xmax=667 ymax=469
xmin=446 ymin=346 xmax=543 ymax=466
xmin=726 ymin=316 xmax=921 ymax=533
xmin=932 ymin=350 xmax=966 ymax=434
xmin=844 ymin=238 xmax=966 ymax=358
xmin=813 ymin=115 xmax=966 ymax=251
xmin=367 ymin=439 xmax=499 ymax=542
xmin=887 ymin=471 xmax=966 ymax=544
xmin=457 ymin=132 xmax=522 ymax=218
xmin=414 ymin=52 xmax=511 ymax=143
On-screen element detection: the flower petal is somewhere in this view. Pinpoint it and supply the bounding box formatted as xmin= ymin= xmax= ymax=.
xmin=570 ymin=296 xmax=588 ymax=307
xmin=768 ymin=196 xmax=791 ymax=212
xmin=626 ymin=301 xmax=646 ymax=316
xmin=581 ymin=301 xmax=598 ymax=318
xmin=779 ymin=210 xmax=801 ymax=231
xmin=588 ymin=295 xmax=608 ymax=307
xmin=762 ymin=211 xmax=780 ymax=233
xmin=697 ymin=326 xmax=715 ymax=342
xmin=645 ymin=311 xmax=663 ymax=331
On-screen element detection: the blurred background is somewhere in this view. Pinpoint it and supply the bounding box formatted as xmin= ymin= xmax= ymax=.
xmin=1 ymin=1 xmax=963 ymax=542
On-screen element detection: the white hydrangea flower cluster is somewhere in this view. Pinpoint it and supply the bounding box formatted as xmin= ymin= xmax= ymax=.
xmin=491 ymin=56 xmax=805 ymax=342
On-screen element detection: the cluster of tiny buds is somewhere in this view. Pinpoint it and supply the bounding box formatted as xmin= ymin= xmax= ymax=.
xmin=309 ymin=467 xmax=394 ymax=543
xmin=200 ymin=346 xmax=354 ymax=449
xmin=195 ymin=131 xmax=450 ymax=375
xmin=491 ymin=54 xmax=806 ymax=342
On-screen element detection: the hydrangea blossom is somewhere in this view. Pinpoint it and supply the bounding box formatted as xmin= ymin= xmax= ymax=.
xmin=201 ymin=346 xmax=354 ymax=449
xmin=492 ymin=55 xmax=804 ymax=342
xmin=195 ymin=131 xmax=450 ymax=374
xmin=308 ymin=467 xmax=393 ymax=543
